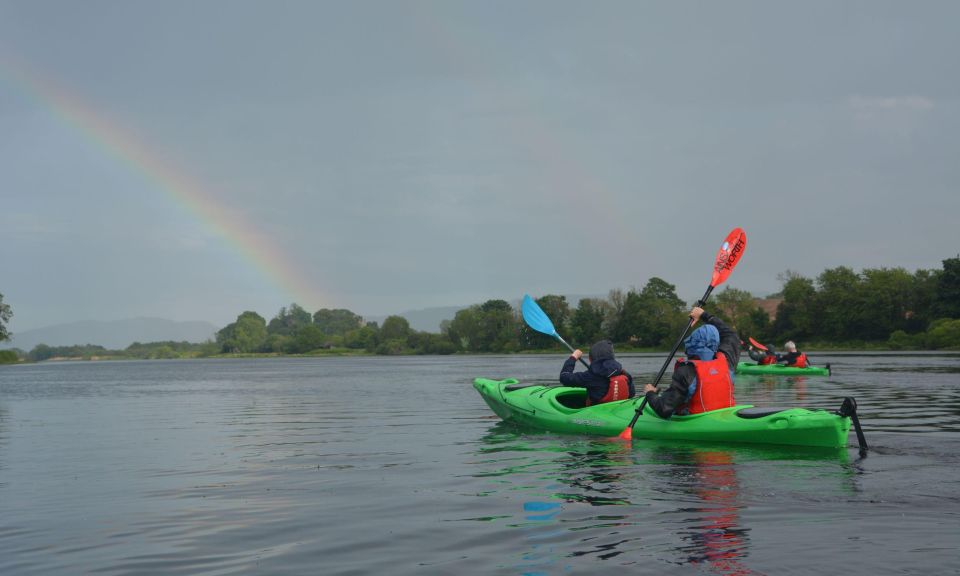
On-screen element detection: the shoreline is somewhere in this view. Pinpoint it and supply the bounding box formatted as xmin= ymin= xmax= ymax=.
xmin=4 ymin=347 xmax=960 ymax=365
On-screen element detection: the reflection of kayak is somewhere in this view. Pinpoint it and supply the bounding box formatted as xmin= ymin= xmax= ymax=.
xmin=474 ymin=378 xmax=856 ymax=448
xmin=735 ymin=362 xmax=831 ymax=376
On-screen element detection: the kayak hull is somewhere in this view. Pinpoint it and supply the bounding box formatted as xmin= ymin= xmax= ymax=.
xmin=735 ymin=362 xmax=831 ymax=376
xmin=473 ymin=378 xmax=851 ymax=448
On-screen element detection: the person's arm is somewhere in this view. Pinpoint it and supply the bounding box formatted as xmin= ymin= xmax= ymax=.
xmin=778 ymin=352 xmax=799 ymax=366
xmin=559 ymin=349 xmax=590 ymax=387
xmin=642 ymin=367 xmax=693 ymax=419
xmin=747 ymin=347 xmax=764 ymax=362
xmin=700 ymin=311 xmax=741 ymax=368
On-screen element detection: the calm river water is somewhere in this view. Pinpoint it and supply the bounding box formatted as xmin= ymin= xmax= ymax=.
xmin=1 ymin=353 xmax=959 ymax=575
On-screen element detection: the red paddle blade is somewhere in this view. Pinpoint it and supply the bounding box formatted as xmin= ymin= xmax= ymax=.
xmin=748 ymin=337 xmax=767 ymax=351
xmin=710 ymin=228 xmax=747 ymax=288
xmin=617 ymin=427 xmax=632 ymax=441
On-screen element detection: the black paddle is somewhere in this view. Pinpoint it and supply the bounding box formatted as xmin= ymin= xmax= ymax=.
xmin=619 ymin=228 xmax=747 ymax=440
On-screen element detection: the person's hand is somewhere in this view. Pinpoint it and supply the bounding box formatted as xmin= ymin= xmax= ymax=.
xmin=748 ymin=344 xmax=755 ymax=351
xmin=689 ymin=306 xmax=704 ymax=324
xmin=571 ymin=349 xmax=583 ymax=360
xmin=643 ymin=383 xmax=657 ymax=394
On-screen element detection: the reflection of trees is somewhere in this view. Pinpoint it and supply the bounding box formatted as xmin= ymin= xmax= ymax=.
xmin=552 ymin=445 xmax=634 ymax=507
xmin=735 ymin=375 xmax=809 ymax=405
xmin=0 ymin=404 xmax=6 ymax=478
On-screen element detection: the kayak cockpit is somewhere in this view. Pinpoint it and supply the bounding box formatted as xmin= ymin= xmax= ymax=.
xmin=553 ymin=388 xmax=588 ymax=410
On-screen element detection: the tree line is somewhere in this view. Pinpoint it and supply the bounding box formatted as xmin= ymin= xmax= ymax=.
xmin=2 ymin=257 xmax=959 ymax=362
xmin=206 ymin=256 xmax=960 ymax=354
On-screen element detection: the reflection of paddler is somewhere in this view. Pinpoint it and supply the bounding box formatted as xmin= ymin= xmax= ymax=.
xmin=686 ymin=451 xmax=753 ymax=575
xmin=791 ymin=376 xmax=807 ymax=401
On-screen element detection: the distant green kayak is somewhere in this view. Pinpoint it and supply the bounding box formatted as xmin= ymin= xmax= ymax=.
xmin=735 ymin=362 xmax=831 ymax=376
xmin=474 ymin=378 xmax=855 ymax=448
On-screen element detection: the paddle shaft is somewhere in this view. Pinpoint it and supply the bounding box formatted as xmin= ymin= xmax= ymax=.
xmin=628 ymin=285 xmax=715 ymax=427
xmin=555 ymin=333 xmax=591 ymax=369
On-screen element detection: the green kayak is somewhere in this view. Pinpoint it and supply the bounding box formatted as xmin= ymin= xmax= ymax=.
xmin=735 ymin=362 xmax=831 ymax=376
xmin=474 ymin=378 xmax=859 ymax=449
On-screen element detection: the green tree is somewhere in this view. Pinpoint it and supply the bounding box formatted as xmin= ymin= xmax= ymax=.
xmin=934 ymin=257 xmax=960 ymax=319
xmin=772 ymin=271 xmax=817 ymax=341
xmin=288 ymin=325 xmax=327 ymax=353
xmin=888 ymin=330 xmax=920 ymax=350
xmin=263 ymin=333 xmax=291 ymax=353
xmin=380 ymin=315 xmax=412 ymax=341
xmin=447 ymin=307 xmax=479 ymax=350
xmin=313 ymin=308 xmax=364 ymax=336
xmin=713 ymin=287 xmax=767 ymax=339
xmin=217 ymin=311 xmax=268 ymax=353
xmin=925 ymin=318 xmax=960 ymax=349
xmin=0 ymin=292 xmax=12 ymax=342
xmin=814 ymin=266 xmax=862 ymax=340
xmin=859 ymin=267 xmax=915 ymax=340
xmin=28 ymin=344 xmax=54 ymax=361
xmin=344 ymin=325 xmax=379 ymax=351
xmin=906 ymin=268 xmax=939 ymax=333
xmin=477 ymin=299 xmax=519 ymax=352
xmin=450 ymin=299 xmax=519 ymax=352
xmin=267 ymin=303 xmax=313 ymax=336
xmin=614 ymin=278 xmax=686 ymax=347
xmin=406 ymin=332 xmax=458 ymax=355
xmin=570 ymin=298 xmax=608 ymax=345
xmin=748 ymin=307 xmax=773 ymax=342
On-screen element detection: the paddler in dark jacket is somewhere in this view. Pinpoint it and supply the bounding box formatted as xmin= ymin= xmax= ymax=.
xmin=560 ymin=340 xmax=635 ymax=405
xmin=747 ymin=342 xmax=777 ymax=365
xmin=777 ymin=341 xmax=809 ymax=367
xmin=642 ymin=307 xmax=740 ymax=418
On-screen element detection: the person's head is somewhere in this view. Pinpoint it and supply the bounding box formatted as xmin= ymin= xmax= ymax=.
xmin=684 ymin=325 xmax=720 ymax=360
xmin=766 ymin=343 xmax=776 ymax=353
xmin=784 ymin=340 xmax=797 ymax=353
xmin=589 ymin=340 xmax=615 ymax=363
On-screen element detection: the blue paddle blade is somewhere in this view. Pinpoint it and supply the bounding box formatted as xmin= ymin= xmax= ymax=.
xmin=521 ymin=294 xmax=558 ymax=337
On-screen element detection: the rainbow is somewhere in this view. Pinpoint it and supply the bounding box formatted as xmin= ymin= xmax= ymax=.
xmin=0 ymin=49 xmax=322 ymax=310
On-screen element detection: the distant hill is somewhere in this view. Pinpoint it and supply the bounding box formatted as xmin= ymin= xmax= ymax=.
xmin=3 ymin=318 xmax=218 ymax=351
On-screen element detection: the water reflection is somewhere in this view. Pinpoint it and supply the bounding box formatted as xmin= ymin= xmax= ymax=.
xmin=734 ymin=374 xmax=821 ymax=406
xmin=471 ymin=422 xmax=862 ymax=574
xmin=653 ymin=447 xmax=754 ymax=575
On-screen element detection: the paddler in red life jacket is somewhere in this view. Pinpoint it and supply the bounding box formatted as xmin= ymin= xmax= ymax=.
xmin=747 ymin=342 xmax=778 ymax=365
xmin=642 ymin=307 xmax=740 ymax=418
xmin=777 ymin=341 xmax=809 ymax=368
xmin=560 ymin=340 xmax=635 ymax=406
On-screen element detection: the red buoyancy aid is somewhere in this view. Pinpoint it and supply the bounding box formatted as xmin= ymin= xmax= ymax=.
xmin=675 ymin=357 xmax=735 ymax=414
xmin=758 ymin=354 xmax=777 ymax=365
xmin=586 ymin=374 xmax=631 ymax=406
xmin=791 ymin=353 xmax=808 ymax=368
xmin=600 ymin=374 xmax=631 ymax=403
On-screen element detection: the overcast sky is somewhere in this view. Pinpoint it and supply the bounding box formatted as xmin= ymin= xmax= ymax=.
xmin=1 ymin=1 xmax=958 ymax=332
